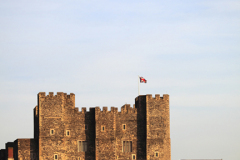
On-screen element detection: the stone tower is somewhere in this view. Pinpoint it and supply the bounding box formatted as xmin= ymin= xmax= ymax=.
xmin=135 ymin=94 xmax=171 ymax=160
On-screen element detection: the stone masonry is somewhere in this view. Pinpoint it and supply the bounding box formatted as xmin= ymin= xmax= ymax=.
xmin=0 ymin=92 xmax=171 ymax=160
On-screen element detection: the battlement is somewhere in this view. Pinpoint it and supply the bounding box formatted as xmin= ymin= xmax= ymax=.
xmin=121 ymin=104 xmax=137 ymax=114
xmin=73 ymin=107 xmax=96 ymax=115
xmin=95 ymin=106 xmax=118 ymax=113
xmin=93 ymin=105 xmax=137 ymax=114
xmin=38 ymin=92 xmax=75 ymax=99
xmin=145 ymin=94 xmax=169 ymax=101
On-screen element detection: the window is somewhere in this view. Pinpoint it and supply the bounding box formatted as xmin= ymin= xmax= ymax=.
xmin=54 ymin=154 xmax=58 ymax=160
xmin=85 ymin=125 xmax=88 ymax=130
xmin=132 ymin=154 xmax=136 ymax=160
xmin=78 ymin=141 xmax=87 ymax=152
xmin=101 ymin=125 xmax=105 ymax=132
xmin=66 ymin=130 xmax=70 ymax=136
xmin=154 ymin=152 xmax=159 ymax=157
xmin=122 ymin=141 xmax=132 ymax=152
xmin=122 ymin=124 xmax=126 ymax=130
xmin=50 ymin=129 xmax=55 ymax=135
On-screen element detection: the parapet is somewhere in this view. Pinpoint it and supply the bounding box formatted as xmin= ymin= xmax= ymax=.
xmin=73 ymin=107 xmax=96 ymax=115
xmin=94 ymin=106 xmax=120 ymax=114
xmin=38 ymin=92 xmax=75 ymax=100
xmin=121 ymin=104 xmax=137 ymax=114
xmin=38 ymin=92 xmax=46 ymax=97
xmin=37 ymin=92 xmax=167 ymax=116
xmin=146 ymin=94 xmax=169 ymax=101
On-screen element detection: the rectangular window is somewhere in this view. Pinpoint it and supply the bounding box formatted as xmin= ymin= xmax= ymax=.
xmin=132 ymin=154 xmax=136 ymax=160
xmin=54 ymin=154 xmax=58 ymax=160
xmin=66 ymin=130 xmax=70 ymax=136
xmin=122 ymin=124 xmax=126 ymax=130
xmin=101 ymin=125 xmax=105 ymax=132
xmin=78 ymin=141 xmax=87 ymax=152
xmin=85 ymin=125 xmax=88 ymax=130
xmin=122 ymin=141 xmax=132 ymax=152
xmin=155 ymin=151 xmax=159 ymax=157
xmin=50 ymin=129 xmax=55 ymax=135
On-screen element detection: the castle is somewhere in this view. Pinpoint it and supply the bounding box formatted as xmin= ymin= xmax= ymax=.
xmin=0 ymin=92 xmax=171 ymax=160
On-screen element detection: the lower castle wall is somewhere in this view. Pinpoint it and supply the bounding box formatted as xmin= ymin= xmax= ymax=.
xmin=0 ymin=149 xmax=6 ymax=160
xmin=14 ymin=139 xmax=36 ymax=160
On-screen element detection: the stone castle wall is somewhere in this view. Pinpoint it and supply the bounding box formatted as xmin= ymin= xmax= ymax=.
xmin=13 ymin=139 xmax=36 ymax=160
xmin=1 ymin=92 xmax=171 ymax=160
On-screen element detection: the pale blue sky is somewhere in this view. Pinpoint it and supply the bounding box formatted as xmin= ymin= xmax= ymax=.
xmin=0 ymin=0 xmax=240 ymax=159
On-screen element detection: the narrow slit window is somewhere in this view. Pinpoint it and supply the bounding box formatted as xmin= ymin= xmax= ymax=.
xmin=85 ymin=125 xmax=88 ymax=130
xmin=132 ymin=154 xmax=136 ymax=160
xmin=101 ymin=125 xmax=105 ymax=132
xmin=122 ymin=124 xmax=126 ymax=130
xmin=50 ymin=129 xmax=55 ymax=135
xmin=155 ymin=152 xmax=159 ymax=157
xmin=54 ymin=154 xmax=58 ymax=160
xmin=66 ymin=130 xmax=70 ymax=136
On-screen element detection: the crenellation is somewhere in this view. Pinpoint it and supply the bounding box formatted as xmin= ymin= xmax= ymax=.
xmin=49 ymin=92 xmax=54 ymax=97
xmin=89 ymin=107 xmax=95 ymax=113
xmin=110 ymin=107 xmax=117 ymax=113
xmin=38 ymin=92 xmax=46 ymax=97
xmin=103 ymin=106 xmax=108 ymax=112
xmin=74 ymin=107 xmax=79 ymax=113
xmin=95 ymin=106 xmax=101 ymax=112
xmin=56 ymin=92 xmax=64 ymax=98
xmin=155 ymin=94 xmax=160 ymax=100
xmin=146 ymin=94 xmax=153 ymax=101
xmin=121 ymin=106 xmax=126 ymax=113
xmin=120 ymin=104 xmax=137 ymax=115
xmin=163 ymin=94 xmax=169 ymax=100
xmin=82 ymin=107 xmax=86 ymax=113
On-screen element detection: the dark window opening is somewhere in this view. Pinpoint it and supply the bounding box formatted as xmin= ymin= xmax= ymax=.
xmin=132 ymin=154 xmax=136 ymax=160
xmin=155 ymin=152 xmax=159 ymax=157
xmin=50 ymin=129 xmax=54 ymax=135
xmin=101 ymin=126 xmax=105 ymax=132
xmin=123 ymin=141 xmax=132 ymax=152
xmin=78 ymin=141 xmax=87 ymax=152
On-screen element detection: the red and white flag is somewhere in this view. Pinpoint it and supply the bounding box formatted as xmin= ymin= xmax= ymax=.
xmin=139 ymin=77 xmax=147 ymax=83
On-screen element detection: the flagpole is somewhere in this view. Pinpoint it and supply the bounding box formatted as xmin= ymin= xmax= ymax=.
xmin=138 ymin=75 xmax=140 ymax=96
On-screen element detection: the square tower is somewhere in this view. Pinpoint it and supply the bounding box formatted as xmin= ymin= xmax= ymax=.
xmin=135 ymin=94 xmax=171 ymax=160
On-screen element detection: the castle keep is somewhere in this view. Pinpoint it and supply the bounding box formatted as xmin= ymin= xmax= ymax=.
xmin=0 ymin=92 xmax=171 ymax=160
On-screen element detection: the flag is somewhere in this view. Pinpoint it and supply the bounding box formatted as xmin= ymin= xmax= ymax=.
xmin=139 ymin=77 xmax=147 ymax=83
